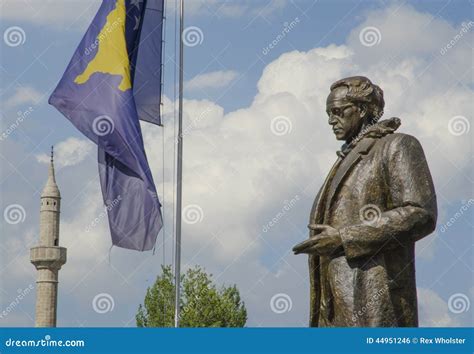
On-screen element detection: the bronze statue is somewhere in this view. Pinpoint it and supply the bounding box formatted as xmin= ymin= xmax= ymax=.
xmin=293 ymin=76 xmax=437 ymax=327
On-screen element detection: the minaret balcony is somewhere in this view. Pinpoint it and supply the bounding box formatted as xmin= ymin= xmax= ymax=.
xmin=30 ymin=246 xmax=67 ymax=269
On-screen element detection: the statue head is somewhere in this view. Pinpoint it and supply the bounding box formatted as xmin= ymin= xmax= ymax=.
xmin=326 ymin=76 xmax=384 ymax=142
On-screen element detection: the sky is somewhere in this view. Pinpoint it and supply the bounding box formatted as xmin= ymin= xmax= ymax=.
xmin=0 ymin=0 xmax=472 ymax=327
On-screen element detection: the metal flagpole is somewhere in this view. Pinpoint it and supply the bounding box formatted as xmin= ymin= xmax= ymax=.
xmin=174 ymin=0 xmax=184 ymax=328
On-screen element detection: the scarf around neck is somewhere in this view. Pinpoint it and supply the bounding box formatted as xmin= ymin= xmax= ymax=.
xmin=337 ymin=117 xmax=401 ymax=158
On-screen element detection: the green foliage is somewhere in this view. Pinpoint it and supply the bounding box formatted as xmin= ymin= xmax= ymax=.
xmin=136 ymin=265 xmax=247 ymax=327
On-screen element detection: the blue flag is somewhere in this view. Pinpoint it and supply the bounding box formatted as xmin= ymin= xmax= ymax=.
xmin=49 ymin=0 xmax=164 ymax=251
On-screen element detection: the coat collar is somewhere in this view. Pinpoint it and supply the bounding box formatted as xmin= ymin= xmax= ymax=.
xmin=337 ymin=117 xmax=401 ymax=158
xmin=326 ymin=117 xmax=402 ymax=209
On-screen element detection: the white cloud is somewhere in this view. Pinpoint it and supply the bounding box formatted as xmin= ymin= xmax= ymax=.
xmin=3 ymin=86 xmax=42 ymax=110
xmin=185 ymin=70 xmax=239 ymax=91
xmin=36 ymin=137 xmax=94 ymax=168
xmin=418 ymin=288 xmax=460 ymax=327
xmin=249 ymin=0 xmax=287 ymax=18
xmin=348 ymin=4 xmax=454 ymax=63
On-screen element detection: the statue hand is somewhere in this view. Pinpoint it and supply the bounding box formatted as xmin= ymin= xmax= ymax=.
xmin=292 ymin=224 xmax=342 ymax=255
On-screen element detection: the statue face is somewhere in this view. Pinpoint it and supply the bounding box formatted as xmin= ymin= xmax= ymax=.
xmin=326 ymin=86 xmax=366 ymax=142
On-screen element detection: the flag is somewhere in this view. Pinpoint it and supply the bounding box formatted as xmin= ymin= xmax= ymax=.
xmin=49 ymin=0 xmax=164 ymax=251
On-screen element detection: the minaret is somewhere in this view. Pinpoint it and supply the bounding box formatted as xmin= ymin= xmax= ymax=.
xmin=30 ymin=146 xmax=67 ymax=327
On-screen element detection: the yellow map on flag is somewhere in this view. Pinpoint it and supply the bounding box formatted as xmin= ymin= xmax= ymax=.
xmin=74 ymin=0 xmax=131 ymax=92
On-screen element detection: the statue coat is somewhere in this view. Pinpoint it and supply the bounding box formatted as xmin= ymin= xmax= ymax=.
xmin=309 ymin=120 xmax=437 ymax=327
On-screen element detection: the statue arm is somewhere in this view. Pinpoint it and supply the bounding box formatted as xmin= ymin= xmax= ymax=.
xmin=339 ymin=134 xmax=437 ymax=260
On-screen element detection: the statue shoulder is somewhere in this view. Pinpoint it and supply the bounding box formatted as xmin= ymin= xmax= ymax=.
xmin=378 ymin=132 xmax=426 ymax=157
xmin=378 ymin=132 xmax=420 ymax=145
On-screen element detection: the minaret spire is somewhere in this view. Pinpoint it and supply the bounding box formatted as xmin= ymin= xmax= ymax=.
xmin=42 ymin=145 xmax=60 ymax=199
xmin=48 ymin=146 xmax=56 ymax=181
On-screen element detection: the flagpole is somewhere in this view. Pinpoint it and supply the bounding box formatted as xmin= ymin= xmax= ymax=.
xmin=174 ymin=0 xmax=184 ymax=328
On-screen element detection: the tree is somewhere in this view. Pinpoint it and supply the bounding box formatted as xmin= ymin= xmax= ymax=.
xmin=136 ymin=265 xmax=247 ymax=327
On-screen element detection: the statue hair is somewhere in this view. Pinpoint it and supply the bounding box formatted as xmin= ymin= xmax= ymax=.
xmin=330 ymin=76 xmax=385 ymax=122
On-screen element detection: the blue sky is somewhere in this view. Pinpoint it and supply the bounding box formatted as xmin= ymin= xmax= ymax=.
xmin=0 ymin=0 xmax=472 ymax=327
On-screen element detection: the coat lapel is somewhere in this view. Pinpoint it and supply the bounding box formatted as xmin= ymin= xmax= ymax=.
xmin=308 ymin=157 xmax=341 ymax=327
xmin=309 ymin=158 xmax=342 ymax=227
xmin=326 ymin=138 xmax=377 ymax=208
